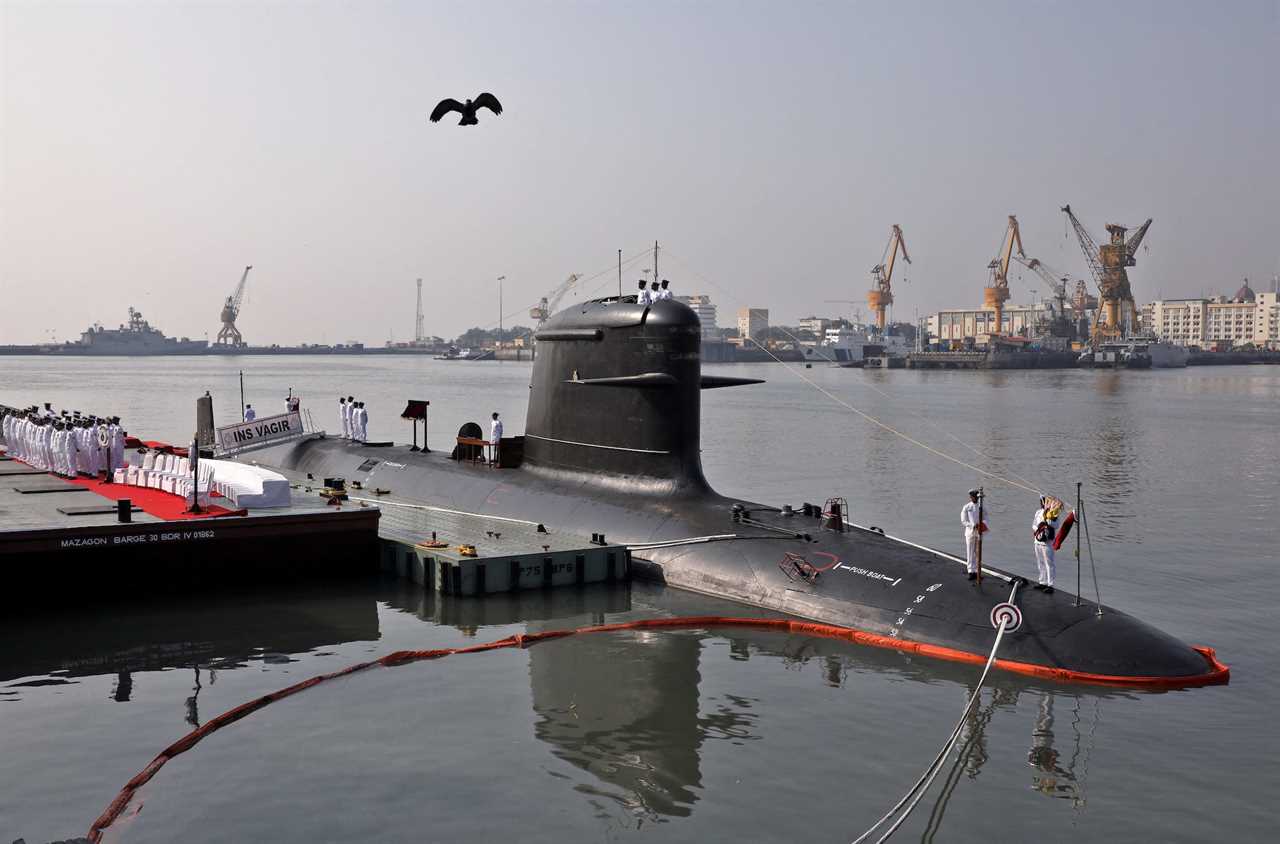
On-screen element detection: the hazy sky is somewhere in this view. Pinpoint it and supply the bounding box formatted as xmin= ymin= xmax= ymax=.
xmin=2 ymin=0 xmax=1277 ymax=345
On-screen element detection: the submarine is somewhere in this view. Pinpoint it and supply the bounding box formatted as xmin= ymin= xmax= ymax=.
xmin=250 ymin=296 xmax=1227 ymax=687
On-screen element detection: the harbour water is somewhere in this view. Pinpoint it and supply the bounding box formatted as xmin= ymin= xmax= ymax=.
xmin=1 ymin=357 xmax=1276 ymax=842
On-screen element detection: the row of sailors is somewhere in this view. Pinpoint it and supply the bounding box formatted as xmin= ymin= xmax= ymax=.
xmin=1 ymin=407 xmax=126 ymax=478
xmin=636 ymin=278 xmax=674 ymax=306
xmin=337 ymin=397 xmax=369 ymax=442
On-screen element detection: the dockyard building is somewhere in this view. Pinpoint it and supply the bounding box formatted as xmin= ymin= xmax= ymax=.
xmin=1143 ymin=284 xmax=1279 ymax=349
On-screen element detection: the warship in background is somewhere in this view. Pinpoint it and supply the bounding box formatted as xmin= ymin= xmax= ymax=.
xmin=0 ymin=307 xmax=377 ymax=356
xmin=1076 ymin=336 xmax=1191 ymax=369
xmin=0 ymin=308 xmax=210 ymax=356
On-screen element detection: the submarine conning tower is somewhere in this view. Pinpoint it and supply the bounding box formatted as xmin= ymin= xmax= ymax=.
xmin=526 ymin=296 xmax=759 ymax=492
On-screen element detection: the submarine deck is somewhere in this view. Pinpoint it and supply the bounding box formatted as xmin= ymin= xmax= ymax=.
xmin=242 ymin=436 xmax=1228 ymax=687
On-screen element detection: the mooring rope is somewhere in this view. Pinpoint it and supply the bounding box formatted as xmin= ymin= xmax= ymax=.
xmin=84 ymin=605 xmax=1226 ymax=841
xmin=747 ymin=339 xmax=1041 ymax=496
xmin=658 ymin=251 xmax=1042 ymax=496
xmin=1078 ymin=498 xmax=1103 ymax=611
xmin=852 ymin=583 xmax=1021 ymax=844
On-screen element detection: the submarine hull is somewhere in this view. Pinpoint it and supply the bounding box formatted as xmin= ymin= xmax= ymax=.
xmin=251 ymin=297 xmax=1223 ymax=685
xmin=253 ymin=437 xmax=1215 ymax=684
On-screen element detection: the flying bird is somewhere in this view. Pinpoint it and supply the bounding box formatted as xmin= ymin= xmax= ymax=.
xmin=429 ymin=93 xmax=503 ymax=126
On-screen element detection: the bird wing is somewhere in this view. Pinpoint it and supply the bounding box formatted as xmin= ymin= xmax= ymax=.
xmin=429 ymin=98 xmax=465 ymax=122
xmin=473 ymin=92 xmax=503 ymax=115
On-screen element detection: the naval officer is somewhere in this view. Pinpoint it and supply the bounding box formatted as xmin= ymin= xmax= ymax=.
xmin=1032 ymin=497 xmax=1060 ymax=594
xmin=110 ymin=416 xmax=126 ymax=472
xmin=658 ymin=279 xmax=673 ymax=300
xmin=637 ymin=280 xmax=651 ymax=306
xmin=961 ymin=489 xmax=987 ymax=580
xmin=350 ymin=402 xmax=366 ymax=443
xmin=244 ymin=404 xmax=256 ymax=422
xmin=490 ymin=412 xmax=503 ymax=465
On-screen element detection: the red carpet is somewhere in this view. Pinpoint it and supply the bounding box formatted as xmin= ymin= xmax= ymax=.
xmin=65 ymin=474 xmax=239 ymax=520
xmin=8 ymin=457 xmax=237 ymax=520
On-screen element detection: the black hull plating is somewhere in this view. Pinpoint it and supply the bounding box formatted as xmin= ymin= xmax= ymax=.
xmin=252 ymin=298 xmax=1215 ymax=683
xmin=254 ymin=436 xmax=1210 ymax=681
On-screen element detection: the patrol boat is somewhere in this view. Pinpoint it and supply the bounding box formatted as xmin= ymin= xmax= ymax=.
xmin=250 ymin=297 xmax=1226 ymax=687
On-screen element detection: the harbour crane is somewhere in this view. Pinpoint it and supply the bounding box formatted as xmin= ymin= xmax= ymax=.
xmin=867 ymin=225 xmax=910 ymax=335
xmin=530 ymin=273 xmax=583 ymax=326
xmin=216 ymin=265 xmax=252 ymax=347
xmin=824 ymin=300 xmax=863 ymax=326
xmin=1062 ymin=204 xmax=1152 ymax=345
xmin=1014 ymin=256 xmax=1077 ymax=338
xmin=983 ymin=216 xmax=1024 ymax=338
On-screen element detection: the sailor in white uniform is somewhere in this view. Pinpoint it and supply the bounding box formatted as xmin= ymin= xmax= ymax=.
xmin=110 ymin=416 xmax=126 ymax=470
xmin=490 ymin=412 xmax=503 ymax=465
xmin=64 ymin=421 xmax=78 ymax=477
xmin=357 ymin=402 xmax=368 ymax=442
xmin=346 ymin=396 xmax=356 ymax=439
xmin=961 ymin=489 xmax=986 ymax=580
xmin=636 ymin=280 xmax=651 ymax=306
xmin=49 ymin=421 xmax=60 ymax=471
xmin=49 ymin=423 xmax=61 ymax=475
xmin=25 ymin=418 xmax=39 ymax=468
xmin=244 ymin=404 xmax=256 ymax=422
xmin=657 ymin=279 xmax=673 ymax=300
xmin=78 ymin=421 xmax=91 ymax=475
xmin=1032 ymin=497 xmax=1060 ymax=593
xmin=339 ymin=397 xmax=350 ymax=438
xmin=88 ymin=418 xmax=103 ymax=476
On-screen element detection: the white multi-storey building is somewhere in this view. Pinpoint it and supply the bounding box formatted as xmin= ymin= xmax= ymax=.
xmin=736 ymin=308 xmax=769 ymax=343
xmin=676 ymin=294 xmax=719 ymax=339
xmin=798 ymin=316 xmax=833 ymax=337
xmin=1145 ymin=282 xmax=1279 ymax=349
xmin=926 ymin=302 xmax=1058 ymax=344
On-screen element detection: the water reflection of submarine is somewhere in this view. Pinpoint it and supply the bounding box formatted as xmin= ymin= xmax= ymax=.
xmin=922 ymin=687 xmax=1094 ymax=841
xmin=251 ymin=297 xmax=1224 ymax=685
xmin=0 ymin=587 xmax=380 ymax=685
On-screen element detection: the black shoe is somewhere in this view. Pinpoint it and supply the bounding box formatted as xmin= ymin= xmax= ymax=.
xmin=967 ymin=572 xmax=976 ymax=581
xmin=1033 ymin=583 xmax=1046 ymax=591
xmin=1043 ymin=586 xmax=1054 ymax=595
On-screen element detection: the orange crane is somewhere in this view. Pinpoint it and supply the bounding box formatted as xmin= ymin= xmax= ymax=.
xmin=867 ymin=225 xmax=910 ymax=334
xmin=983 ymin=216 xmax=1024 ymax=338
xmin=1062 ymin=205 xmax=1152 ymax=345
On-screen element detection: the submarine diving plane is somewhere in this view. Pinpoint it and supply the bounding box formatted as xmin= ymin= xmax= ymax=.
xmin=251 ymin=297 xmax=1226 ymax=688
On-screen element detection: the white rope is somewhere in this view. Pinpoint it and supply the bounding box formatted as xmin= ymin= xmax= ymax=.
xmin=852 ymin=582 xmax=1020 ymax=843
xmin=345 ymin=496 xmax=542 ymax=527
xmin=746 ymin=340 xmax=1041 ymax=495
xmin=660 ymin=251 xmax=1043 ymax=496
xmin=627 ymin=534 xmax=743 ymax=549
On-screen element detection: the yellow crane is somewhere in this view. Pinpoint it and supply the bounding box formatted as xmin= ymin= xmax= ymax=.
xmin=983 ymin=216 xmax=1024 ymax=338
xmin=1061 ymin=205 xmax=1152 ymax=345
xmin=867 ymin=225 xmax=910 ymax=334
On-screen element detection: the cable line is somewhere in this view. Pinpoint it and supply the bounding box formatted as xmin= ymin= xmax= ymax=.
xmin=660 ymin=250 xmax=1044 ymax=495
xmin=852 ymin=583 xmax=1021 ymax=843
